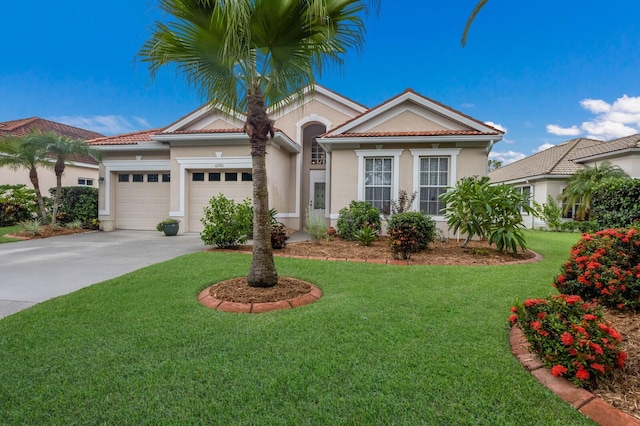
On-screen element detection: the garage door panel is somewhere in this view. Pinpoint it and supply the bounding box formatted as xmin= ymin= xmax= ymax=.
xmin=116 ymin=180 xmax=170 ymax=230
xmin=190 ymin=180 xmax=252 ymax=233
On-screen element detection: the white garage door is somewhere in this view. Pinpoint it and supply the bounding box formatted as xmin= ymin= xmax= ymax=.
xmin=189 ymin=171 xmax=253 ymax=233
xmin=116 ymin=172 xmax=170 ymax=230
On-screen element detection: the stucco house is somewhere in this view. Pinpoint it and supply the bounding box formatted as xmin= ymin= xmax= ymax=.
xmin=489 ymin=134 xmax=640 ymax=228
xmin=90 ymin=86 xmax=504 ymax=234
xmin=0 ymin=117 xmax=103 ymax=191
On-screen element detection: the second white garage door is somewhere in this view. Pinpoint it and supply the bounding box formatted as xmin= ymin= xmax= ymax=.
xmin=189 ymin=171 xmax=253 ymax=233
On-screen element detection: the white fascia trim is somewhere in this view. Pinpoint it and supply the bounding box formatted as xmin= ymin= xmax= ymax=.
xmin=69 ymin=162 xmax=99 ymax=169
xmin=171 ymin=156 xmax=252 ymax=217
xmin=410 ymin=148 xmax=461 ymax=212
xmin=320 ymin=135 xmax=499 ymax=144
xmin=491 ymin=175 xmax=572 ymax=185
xmin=152 ymin=133 xmax=247 ymax=142
xmin=99 ymin=160 xmax=171 ymax=216
xmin=95 ymin=143 xmax=169 ymax=152
xmin=355 ymin=149 xmax=403 ymax=202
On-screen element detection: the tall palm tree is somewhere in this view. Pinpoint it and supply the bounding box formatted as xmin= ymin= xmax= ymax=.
xmin=0 ymin=132 xmax=51 ymax=222
xmin=139 ymin=0 xmax=376 ymax=287
xmin=37 ymin=132 xmax=102 ymax=226
xmin=560 ymin=161 xmax=629 ymax=220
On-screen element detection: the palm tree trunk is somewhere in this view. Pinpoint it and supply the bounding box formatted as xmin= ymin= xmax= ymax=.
xmin=30 ymin=167 xmax=48 ymax=224
xmin=246 ymin=89 xmax=278 ymax=288
xmin=52 ymin=160 xmax=65 ymax=226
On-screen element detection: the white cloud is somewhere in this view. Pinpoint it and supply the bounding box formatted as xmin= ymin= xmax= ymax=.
xmin=546 ymin=124 xmax=581 ymax=136
xmin=461 ymin=102 xmax=475 ymax=108
xmin=534 ymin=143 xmax=555 ymax=153
xmin=50 ymin=115 xmax=150 ymax=135
xmin=484 ymin=121 xmax=507 ymax=133
xmin=546 ymin=94 xmax=640 ymax=141
xmin=489 ymin=150 xmax=526 ymax=165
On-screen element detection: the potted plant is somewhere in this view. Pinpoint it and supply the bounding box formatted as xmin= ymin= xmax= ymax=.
xmin=156 ymin=218 xmax=180 ymax=236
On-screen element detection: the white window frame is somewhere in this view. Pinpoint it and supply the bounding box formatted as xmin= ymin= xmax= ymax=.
xmin=77 ymin=178 xmax=94 ymax=186
xmin=410 ymin=149 xmax=461 ymax=219
xmin=515 ymin=185 xmax=532 ymax=214
xmin=355 ymin=149 xmax=403 ymax=210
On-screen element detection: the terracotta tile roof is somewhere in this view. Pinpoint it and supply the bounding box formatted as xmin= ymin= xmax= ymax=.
xmin=569 ymin=133 xmax=640 ymax=161
xmin=88 ymin=129 xmax=162 ymax=145
xmin=322 ymin=129 xmax=495 ymax=138
xmin=489 ymin=138 xmax=604 ymax=183
xmin=325 ymin=88 xmax=504 ymax=136
xmin=0 ymin=117 xmax=104 ymax=140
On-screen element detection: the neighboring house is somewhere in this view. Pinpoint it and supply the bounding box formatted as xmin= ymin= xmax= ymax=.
xmin=489 ymin=134 xmax=640 ymax=228
xmin=0 ymin=117 xmax=104 ymax=191
xmin=90 ymin=86 xmax=504 ymax=233
xmin=570 ymin=133 xmax=640 ymax=178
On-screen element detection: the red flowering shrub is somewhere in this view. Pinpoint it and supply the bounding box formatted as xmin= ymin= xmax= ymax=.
xmin=510 ymin=294 xmax=627 ymax=388
xmin=553 ymin=227 xmax=640 ymax=310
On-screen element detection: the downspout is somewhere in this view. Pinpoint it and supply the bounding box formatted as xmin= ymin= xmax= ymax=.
xmin=486 ymin=139 xmax=495 ymax=174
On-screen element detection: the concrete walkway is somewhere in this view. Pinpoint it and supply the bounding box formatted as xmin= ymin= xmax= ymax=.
xmin=0 ymin=231 xmax=204 ymax=320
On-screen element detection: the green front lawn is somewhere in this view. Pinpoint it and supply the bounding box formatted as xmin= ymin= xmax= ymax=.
xmin=0 ymin=225 xmax=22 ymax=243
xmin=0 ymin=231 xmax=592 ymax=425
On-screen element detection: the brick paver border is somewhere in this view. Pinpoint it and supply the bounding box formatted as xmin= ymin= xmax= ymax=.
xmin=198 ymin=282 xmax=322 ymax=313
xmin=510 ymin=326 xmax=640 ymax=425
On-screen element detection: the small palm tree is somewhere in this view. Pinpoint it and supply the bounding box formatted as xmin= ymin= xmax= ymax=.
xmin=37 ymin=132 xmax=102 ymax=226
xmin=0 ymin=131 xmax=51 ymax=222
xmin=560 ymin=161 xmax=629 ymax=220
xmin=139 ymin=0 xmax=377 ymax=287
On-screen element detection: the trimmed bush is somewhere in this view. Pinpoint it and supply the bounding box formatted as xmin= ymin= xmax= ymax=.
xmin=0 ymin=184 xmax=37 ymax=226
xmin=509 ymin=294 xmax=626 ymax=388
xmin=553 ymin=228 xmax=640 ymax=310
xmin=336 ymin=201 xmax=381 ymax=241
xmin=387 ymin=212 xmax=435 ymax=259
xmin=48 ymin=186 xmax=98 ymax=226
xmin=200 ymin=194 xmax=252 ymax=248
xmin=591 ymin=178 xmax=640 ymax=229
xmin=559 ymin=220 xmax=599 ymax=234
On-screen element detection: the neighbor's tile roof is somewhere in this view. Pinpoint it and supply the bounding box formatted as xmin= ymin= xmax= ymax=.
xmin=489 ymin=138 xmax=604 ymax=183
xmin=88 ymin=129 xmax=162 ymax=145
xmin=0 ymin=117 xmax=104 ymax=140
xmin=322 ymin=129 xmax=495 ymax=138
xmin=569 ymin=133 xmax=640 ymax=161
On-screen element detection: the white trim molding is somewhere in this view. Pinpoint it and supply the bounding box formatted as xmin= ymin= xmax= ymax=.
xmin=99 ymin=160 xmax=171 ymax=216
xmin=171 ymin=156 xmax=252 ymax=217
xmin=355 ymin=149 xmax=404 ymax=203
xmin=409 ymin=148 xmax=461 ymax=219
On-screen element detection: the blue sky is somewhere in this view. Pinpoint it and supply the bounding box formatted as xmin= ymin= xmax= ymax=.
xmin=2 ymin=1 xmax=639 ymax=164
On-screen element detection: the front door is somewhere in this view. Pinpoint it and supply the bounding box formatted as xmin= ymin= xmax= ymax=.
xmin=309 ymin=170 xmax=326 ymax=216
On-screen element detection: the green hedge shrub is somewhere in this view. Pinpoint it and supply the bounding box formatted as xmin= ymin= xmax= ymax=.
xmin=0 ymin=184 xmax=37 ymax=226
xmin=559 ymin=220 xmax=600 ymax=234
xmin=387 ymin=212 xmax=435 ymax=259
xmin=200 ymin=194 xmax=252 ymax=248
xmin=591 ymin=178 xmax=640 ymax=229
xmin=47 ymin=186 xmax=98 ymax=227
xmin=336 ymin=201 xmax=381 ymax=240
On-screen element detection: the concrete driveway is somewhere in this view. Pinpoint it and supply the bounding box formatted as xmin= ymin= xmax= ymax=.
xmin=0 ymin=231 xmax=205 ymax=320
